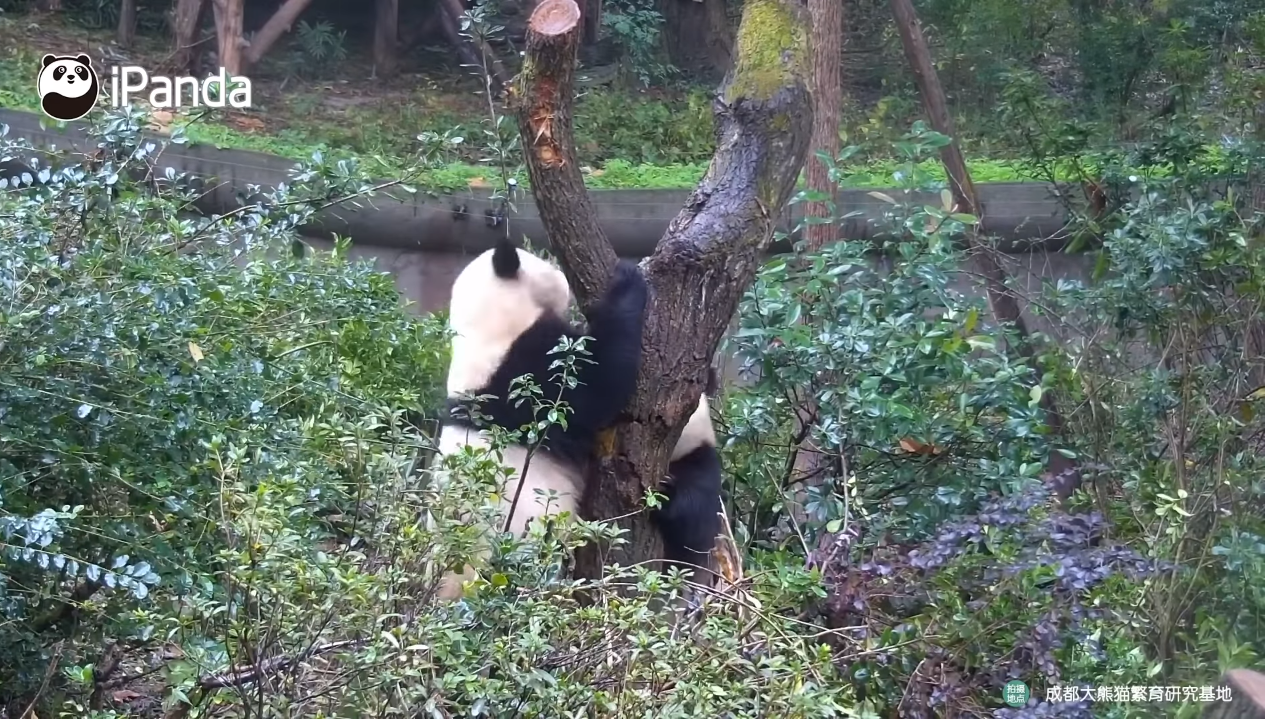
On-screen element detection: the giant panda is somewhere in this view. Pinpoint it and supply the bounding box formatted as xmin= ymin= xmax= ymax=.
xmin=653 ymin=367 xmax=724 ymax=579
xmin=434 ymin=237 xmax=648 ymax=599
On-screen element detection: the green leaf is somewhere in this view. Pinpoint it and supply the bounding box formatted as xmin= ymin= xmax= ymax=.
xmin=1028 ymin=385 xmax=1044 ymax=408
xmin=963 ymin=307 xmax=979 ymax=334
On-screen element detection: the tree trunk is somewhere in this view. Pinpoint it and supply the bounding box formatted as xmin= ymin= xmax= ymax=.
xmin=373 ymin=0 xmax=399 ymax=78
xmin=1203 ymin=669 xmax=1265 ymax=719
xmin=117 ymin=0 xmax=137 ymax=47
xmin=888 ymin=0 xmax=1078 ymax=498
xmin=211 ymin=0 xmax=244 ymax=76
xmin=514 ymin=0 xmax=813 ymax=576
xmin=581 ymin=0 xmax=601 ymax=47
xmin=804 ymin=0 xmax=842 ymax=251
xmin=242 ymin=0 xmax=315 ymax=67
xmin=785 ymin=0 xmax=844 ymax=525
xmin=170 ymin=0 xmax=207 ymax=73
xmin=658 ymin=0 xmax=734 ymax=83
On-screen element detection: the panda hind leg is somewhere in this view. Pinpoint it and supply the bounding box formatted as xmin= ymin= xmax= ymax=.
xmin=654 ymin=448 xmax=724 ymax=582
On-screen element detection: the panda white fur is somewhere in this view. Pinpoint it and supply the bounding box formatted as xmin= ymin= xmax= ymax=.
xmin=434 ymin=237 xmax=648 ymax=599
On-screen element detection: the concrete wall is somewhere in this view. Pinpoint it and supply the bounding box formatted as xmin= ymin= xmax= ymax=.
xmin=0 ymin=105 xmax=1109 ymax=384
xmin=292 ymin=232 xmax=1102 ymax=385
xmin=0 ymin=107 xmax=1086 ymax=258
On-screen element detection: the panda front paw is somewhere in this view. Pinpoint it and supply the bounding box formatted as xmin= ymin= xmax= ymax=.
xmin=608 ymin=260 xmax=649 ymax=310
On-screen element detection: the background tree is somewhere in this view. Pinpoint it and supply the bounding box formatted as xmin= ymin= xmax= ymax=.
xmin=888 ymin=0 xmax=1078 ymax=497
xmin=804 ymin=0 xmax=843 ymax=252
xmin=117 ymin=0 xmax=137 ymax=46
xmin=373 ymin=0 xmax=398 ymax=78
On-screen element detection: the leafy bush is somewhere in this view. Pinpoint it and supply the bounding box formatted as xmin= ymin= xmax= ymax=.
xmin=724 ymin=127 xmax=1053 ymax=553
xmin=1037 ymin=136 xmax=1265 ymax=692
xmin=0 ymin=106 xmax=446 ymax=711
xmin=718 ymin=122 xmax=1265 ymax=718
xmin=0 ymin=107 xmax=851 ymax=718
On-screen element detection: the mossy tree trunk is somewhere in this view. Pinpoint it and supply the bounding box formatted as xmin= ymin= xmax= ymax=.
xmin=513 ymin=0 xmax=813 ymax=577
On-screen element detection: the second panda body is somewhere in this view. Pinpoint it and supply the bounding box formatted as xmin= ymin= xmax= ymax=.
xmin=654 ymin=375 xmax=724 ymax=574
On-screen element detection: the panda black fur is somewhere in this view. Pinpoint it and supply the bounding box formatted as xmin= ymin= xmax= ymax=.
xmin=654 ymin=368 xmax=724 ymax=575
xmin=435 ymin=236 xmax=648 ymax=598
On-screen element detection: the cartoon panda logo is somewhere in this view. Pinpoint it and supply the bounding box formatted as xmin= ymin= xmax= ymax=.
xmin=37 ymin=54 xmax=100 ymax=122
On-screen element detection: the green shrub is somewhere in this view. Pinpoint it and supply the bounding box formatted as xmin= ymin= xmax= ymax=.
xmin=0 ymin=106 xmax=449 ymax=711
xmin=0 ymin=107 xmax=851 ymax=718
xmin=718 ymin=122 xmax=1265 ymax=717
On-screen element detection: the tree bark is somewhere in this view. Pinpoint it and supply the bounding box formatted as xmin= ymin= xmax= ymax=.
xmin=658 ymin=0 xmax=734 ymax=83
xmin=889 ymin=0 xmax=1078 ymax=498
xmin=1203 ymin=669 xmax=1265 ymax=719
xmin=373 ymin=0 xmax=399 ymax=78
xmin=514 ymin=0 xmax=813 ymax=576
xmin=211 ymin=0 xmax=244 ymax=76
xmin=170 ymin=0 xmax=207 ymax=73
xmin=118 ymin=0 xmax=137 ymax=47
xmin=581 ymin=0 xmax=602 ymax=47
xmin=804 ymin=0 xmax=842 ymax=251
xmin=242 ymin=0 xmax=315 ymax=67
xmin=785 ymin=0 xmax=844 ymax=525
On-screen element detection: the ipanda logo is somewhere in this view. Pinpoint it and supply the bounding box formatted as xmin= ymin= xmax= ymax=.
xmin=37 ymin=52 xmax=253 ymax=122
xmin=38 ymin=54 xmax=99 ymax=122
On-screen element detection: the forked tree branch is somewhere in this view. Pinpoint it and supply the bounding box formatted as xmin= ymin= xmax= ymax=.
xmin=515 ymin=0 xmax=813 ymax=575
xmin=513 ymin=0 xmax=619 ymax=309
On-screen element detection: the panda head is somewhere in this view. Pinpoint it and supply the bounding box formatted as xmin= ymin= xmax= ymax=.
xmin=446 ymin=237 xmax=572 ymax=394
xmin=37 ymin=54 xmax=99 ymax=122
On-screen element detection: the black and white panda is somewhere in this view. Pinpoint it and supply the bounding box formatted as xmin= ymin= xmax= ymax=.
xmin=434 ymin=237 xmax=648 ymax=599
xmin=653 ymin=368 xmax=724 ymax=577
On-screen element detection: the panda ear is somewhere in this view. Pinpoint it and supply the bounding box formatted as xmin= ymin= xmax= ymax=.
xmin=76 ymin=54 xmax=92 ymax=66
xmin=42 ymin=54 xmax=57 ymax=68
xmin=491 ymin=236 xmax=520 ymax=279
